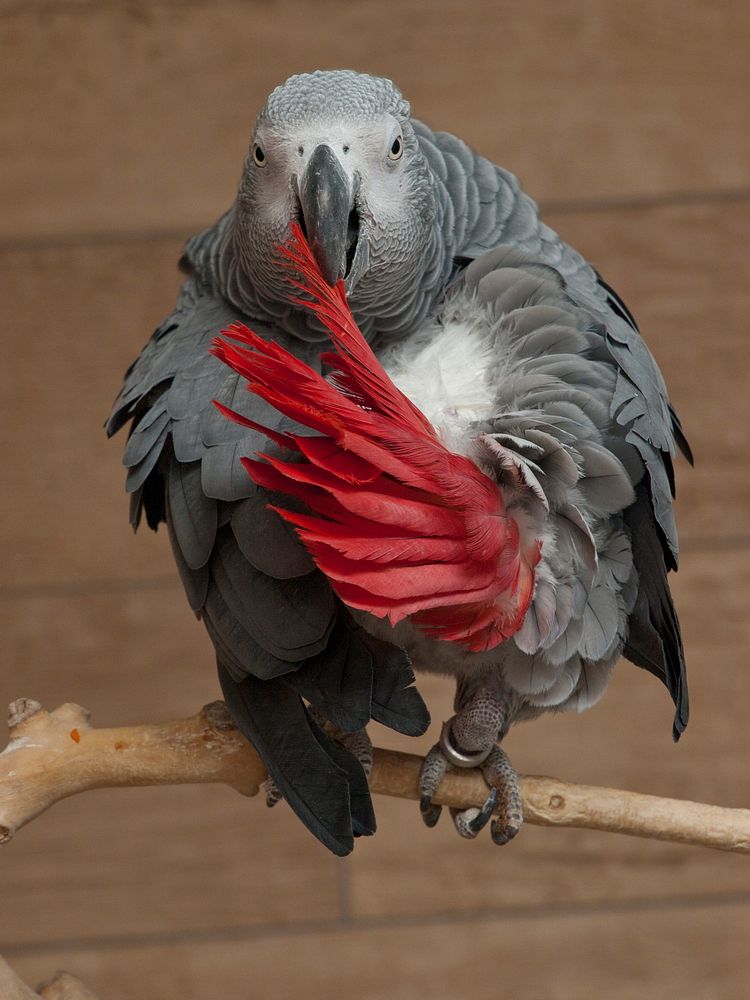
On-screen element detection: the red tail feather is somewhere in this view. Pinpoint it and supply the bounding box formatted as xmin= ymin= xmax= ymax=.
xmin=211 ymin=224 xmax=539 ymax=651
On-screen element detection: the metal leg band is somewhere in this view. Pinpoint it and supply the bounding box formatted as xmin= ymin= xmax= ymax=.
xmin=439 ymin=718 xmax=493 ymax=769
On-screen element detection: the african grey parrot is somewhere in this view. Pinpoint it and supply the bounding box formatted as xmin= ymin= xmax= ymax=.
xmin=108 ymin=69 xmax=690 ymax=855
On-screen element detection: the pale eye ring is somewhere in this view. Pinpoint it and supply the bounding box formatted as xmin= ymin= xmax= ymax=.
xmin=252 ymin=142 xmax=266 ymax=167
xmin=387 ymin=135 xmax=403 ymax=161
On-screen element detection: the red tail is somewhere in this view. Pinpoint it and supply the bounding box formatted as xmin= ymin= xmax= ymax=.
xmin=211 ymin=224 xmax=539 ymax=651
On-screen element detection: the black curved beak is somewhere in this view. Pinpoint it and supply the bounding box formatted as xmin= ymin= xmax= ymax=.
xmin=298 ymin=144 xmax=355 ymax=286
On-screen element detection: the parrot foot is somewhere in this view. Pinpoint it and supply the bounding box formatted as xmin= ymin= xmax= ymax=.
xmin=334 ymin=726 xmax=373 ymax=778
xmin=418 ymin=722 xmax=522 ymax=844
xmin=307 ymin=706 xmax=373 ymax=778
xmin=264 ymin=776 xmax=284 ymax=808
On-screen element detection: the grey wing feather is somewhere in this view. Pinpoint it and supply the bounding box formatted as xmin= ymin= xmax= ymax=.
xmin=200 ymin=440 xmax=257 ymax=502
xmin=623 ymin=485 xmax=689 ymax=738
xmin=171 ymin=413 xmax=204 ymax=464
xmin=229 ymin=492 xmax=313 ymax=579
xmin=166 ymin=460 xmax=217 ymax=570
xmin=165 ymin=502 xmax=210 ymax=613
xmin=123 ymin=407 xmax=171 ymax=467
xmin=125 ymin=427 xmax=171 ymax=493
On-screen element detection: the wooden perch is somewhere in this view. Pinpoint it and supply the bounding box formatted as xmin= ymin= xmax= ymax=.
xmin=0 ymin=955 xmax=40 ymax=1000
xmin=0 ymin=955 xmax=99 ymax=1000
xmin=1 ymin=698 xmax=749 ymax=853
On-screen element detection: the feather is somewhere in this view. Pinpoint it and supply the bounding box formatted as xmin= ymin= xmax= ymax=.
xmin=171 ymin=413 xmax=204 ymax=464
xmin=597 ymin=529 xmax=634 ymax=590
xmin=478 ymin=433 xmax=549 ymax=510
xmin=623 ymin=484 xmax=688 ymax=738
xmin=514 ymin=578 xmax=558 ymax=654
xmin=544 ymin=613 xmax=584 ymax=666
xmin=577 ymin=441 xmax=636 ymax=515
xmin=571 ymin=658 xmax=617 ymax=712
xmin=229 ymin=493 xmax=313 ymax=580
xmin=510 ymin=323 xmax=590 ymax=360
xmin=556 ymin=504 xmax=599 ymax=577
xmin=165 ymin=495 xmax=210 ymax=613
xmin=125 ymin=425 xmax=170 ymax=494
xmin=123 ymin=408 xmax=171 ymax=468
xmin=580 ymin=584 xmax=620 ymax=662
xmin=202 ymin=578 xmax=290 ymax=681
xmin=542 ymin=580 xmax=575 ymax=649
xmin=502 ymin=648 xmax=562 ymax=697
xmin=166 ymin=460 xmax=217 ymax=570
xmin=526 ymin=655 xmax=582 ymax=708
xmin=285 ymin=616 xmax=373 ymax=733
xmin=362 ymin=629 xmax=430 ymax=735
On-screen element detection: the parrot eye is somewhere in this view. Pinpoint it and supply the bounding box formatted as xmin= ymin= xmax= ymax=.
xmin=387 ymin=135 xmax=403 ymax=161
xmin=252 ymin=143 xmax=266 ymax=167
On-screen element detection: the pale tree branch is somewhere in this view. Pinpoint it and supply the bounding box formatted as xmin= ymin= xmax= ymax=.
xmin=0 ymin=955 xmax=39 ymax=1000
xmin=0 ymin=956 xmax=99 ymax=1000
xmin=1 ymin=699 xmax=749 ymax=854
xmin=36 ymin=971 xmax=101 ymax=1000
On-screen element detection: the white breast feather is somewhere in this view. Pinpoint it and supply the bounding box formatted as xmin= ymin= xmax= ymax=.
xmin=378 ymin=318 xmax=498 ymax=453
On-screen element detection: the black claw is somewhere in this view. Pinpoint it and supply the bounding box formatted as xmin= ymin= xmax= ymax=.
xmin=490 ymin=817 xmax=521 ymax=846
xmin=423 ymin=805 xmax=442 ymax=828
xmin=468 ymin=787 xmax=498 ymax=835
xmin=420 ymin=796 xmax=442 ymax=828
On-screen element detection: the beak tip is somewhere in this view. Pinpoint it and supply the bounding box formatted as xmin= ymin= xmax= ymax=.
xmin=309 ymin=242 xmax=343 ymax=286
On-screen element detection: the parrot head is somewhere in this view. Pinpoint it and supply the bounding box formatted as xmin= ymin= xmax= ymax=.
xmin=232 ymin=70 xmax=443 ymax=335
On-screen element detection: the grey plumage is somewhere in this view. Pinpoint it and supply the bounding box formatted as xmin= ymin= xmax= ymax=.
xmin=109 ymin=70 xmax=688 ymax=852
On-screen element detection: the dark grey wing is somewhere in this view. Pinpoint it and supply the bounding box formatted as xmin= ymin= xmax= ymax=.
xmin=623 ymin=485 xmax=689 ymax=739
xmin=108 ymin=274 xmax=428 ymax=855
xmin=595 ymin=270 xmax=694 ymax=467
xmin=591 ymin=274 xmax=691 ymax=738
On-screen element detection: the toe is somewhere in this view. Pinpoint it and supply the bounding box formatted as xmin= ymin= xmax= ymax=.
xmin=490 ymin=816 xmax=522 ymax=846
xmin=420 ymin=796 xmax=443 ymax=828
xmin=468 ymin=786 xmax=498 ymax=834
xmin=482 ymin=745 xmax=523 ymax=845
xmin=264 ymin=777 xmax=283 ymax=808
xmin=418 ymin=743 xmax=450 ymax=831
xmin=450 ymin=787 xmax=498 ymax=839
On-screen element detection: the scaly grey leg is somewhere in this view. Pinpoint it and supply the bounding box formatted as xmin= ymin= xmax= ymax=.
xmin=419 ymin=676 xmax=523 ymax=843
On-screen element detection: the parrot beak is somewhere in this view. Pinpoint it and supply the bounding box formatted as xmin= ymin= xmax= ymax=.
xmin=298 ymin=144 xmax=360 ymax=287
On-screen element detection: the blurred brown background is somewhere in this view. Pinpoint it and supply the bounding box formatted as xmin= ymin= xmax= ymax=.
xmin=2 ymin=2 xmax=750 ymax=997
